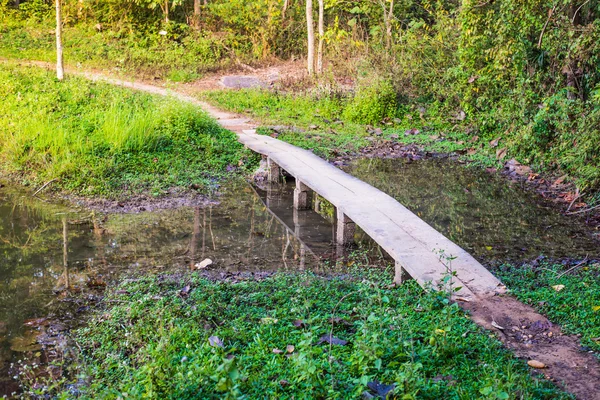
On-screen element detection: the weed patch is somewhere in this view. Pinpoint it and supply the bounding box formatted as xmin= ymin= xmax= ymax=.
xmin=0 ymin=64 xmax=253 ymax=198
xmin=50 ymin=271 xmax=570 ymax=399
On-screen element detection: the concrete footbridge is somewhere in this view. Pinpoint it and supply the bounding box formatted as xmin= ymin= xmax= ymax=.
xmin=235 ymin=128 xmax=506 ymax=300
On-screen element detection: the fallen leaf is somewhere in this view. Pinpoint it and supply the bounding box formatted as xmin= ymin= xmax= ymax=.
xmin=179 ymin=285 xmax=191 ymax=297
xmin=468 ymin=75 xmax=479 ymax=83
xmin=260 ymin=317 xmax=278 ymax=325
xmin=527 ymin=360 xmax=546 ymax=369
xmin=292 ymin=320 xmax=306 ymax=328
xmin=195 ymin=258 xmax=213 ymax=269
xmin=455 ymin=110 xmax=466 ymax=121
xmin=367 ymin=380 xmax=396 ymax=398
xmin=272 ymin=348 xmax=284 ymax=354
xmin=592 ymin=306 xmax=600 ymax=312
xmin=467 ymin=148 xmax=477 ymax=155
xmin=496 ymin=147 xmax=507 ymax=160
xmin=279 ymin=380 xmax=290 ymax=386
xmin=317 ymin=334 xmax=348 ymax=346
xmin=286 ymin=345 xmax=295 ymax=353
xmin=469 ymin=135 xmax=480 ymax=142
xmin=552 ymin=285 xmax=565 ymax=292
xmin=489 ymin=137 xmax=501 ymax=148
xmin=491 ymin=321 xmax=505 ymax=330
xmin=552 ymin=175 xmax=568 ymax=187
xmin=208 ymin=336 xmax=224 ymax=348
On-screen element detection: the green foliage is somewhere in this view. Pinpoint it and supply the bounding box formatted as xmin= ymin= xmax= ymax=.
xmin=201 ymin=88 xmax=371 ymax=158
xmin=60 ymin=271 xmax=568 ymax=398
xmin=0 ymin=64 xmax=252 ymax=198
xmin=498 ymin=262 xmax=600 ymax=353
xmin=342 ymin=77 xmax=397 ymax=125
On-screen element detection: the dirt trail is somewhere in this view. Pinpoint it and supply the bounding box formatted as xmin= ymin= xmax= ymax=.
xmin=4 ymin=58 xmax=600 ymax=399
xmin=463 ymin=296 xmax=600 ymax=399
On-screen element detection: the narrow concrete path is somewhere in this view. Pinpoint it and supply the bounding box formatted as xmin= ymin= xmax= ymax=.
xmin=5 ymin=59 xmax=599 ymax=399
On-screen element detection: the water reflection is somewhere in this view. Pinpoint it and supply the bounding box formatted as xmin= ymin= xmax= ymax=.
xmin=0 ymin=179 xmax=340 ymax=397
xmin=346 ymin=158 xmax=600 ymax=263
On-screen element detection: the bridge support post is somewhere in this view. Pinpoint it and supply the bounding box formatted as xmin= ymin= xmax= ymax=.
xmin=313 ymin=193 xmax=321 ymax=213
xmin=336 ymin=210 xmax=355 ymax=245
xmin=394 ymin=261 xmax=412 ymax=285
xmin=294 ymin=180 xmax=310 ymax=210
xmin=267 ymin=157 xmax=281 ymax=183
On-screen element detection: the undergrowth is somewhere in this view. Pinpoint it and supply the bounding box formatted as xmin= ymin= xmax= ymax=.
xmin=45 ymin=270 xmax=569 ymax=399
xmin=201 ymin=88 xmax=493 ymax=164
xmin=0 ymin=64 xmax=253 ymax=198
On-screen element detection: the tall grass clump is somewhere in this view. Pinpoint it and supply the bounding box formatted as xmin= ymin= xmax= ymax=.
xmin=0 ymin=64 xmax=250 ymax=198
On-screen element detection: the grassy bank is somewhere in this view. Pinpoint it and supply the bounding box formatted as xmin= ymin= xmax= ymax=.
xmin=44 ymin=270 xmax=569 ymax=399
xmin=0 ymin=64 xmax=253 ymax=198
xmin=498 ymin=262 xmax=600 ymax=354
xmin=201 ymin=89 xmax=496 ymax=163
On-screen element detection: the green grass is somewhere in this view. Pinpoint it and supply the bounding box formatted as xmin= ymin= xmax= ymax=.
xmin=41 ymin=268 xmax=570 ymax=399
xmin=498 ymin=262 xmax=600 ymax=354
xmin=0 ymin=19 xmax=226 ymax=80
xmin=201 ymin=89 xmax=371 ymax=159
xmin=200 ymin=89 xmax=498 ymax=166
xmin=0 ymin=64 xmax=253 ymax=198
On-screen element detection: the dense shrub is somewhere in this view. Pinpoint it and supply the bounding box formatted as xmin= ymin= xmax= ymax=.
xmin=342 ymin=77 xmax=397 ymax=125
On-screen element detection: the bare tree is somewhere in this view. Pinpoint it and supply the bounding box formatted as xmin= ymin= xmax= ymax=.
xmin=55 ymin=0 xmax=64 ymax=80
xmin=316 ymin=0 xmax=324 ymax=73
xmin=306 ymin=0 xmax=315 ymax=74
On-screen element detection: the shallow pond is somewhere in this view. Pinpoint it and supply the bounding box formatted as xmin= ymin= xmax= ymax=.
xmin=0 ymin=179 xmax=340 ymax=397
xmin=346 ymin=158 xmax=600 ymax=264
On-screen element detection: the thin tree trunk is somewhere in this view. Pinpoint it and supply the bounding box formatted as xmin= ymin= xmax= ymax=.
xmin=55 ymin=0 xmax=64 ymax=80
xmin=165 ymin=0 xmax=169 ymax=23
xmin=386 ymin=0 xmax=394 ymax=50
xmin=306 ymin=0 xmax=315 ymax=74
xmin=317 ymin=0 xmax=324 ymax=74
xmin=193 ymin=0 xmax=200 ymax=27
xmin=282 ymin=0 xmax=289 ymax=20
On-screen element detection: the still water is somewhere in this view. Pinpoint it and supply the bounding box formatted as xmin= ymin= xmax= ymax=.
xmin=0 ymin=179 xmax=338 ymax=396
xmin=346 ymin=157 xmax=599 ymax=263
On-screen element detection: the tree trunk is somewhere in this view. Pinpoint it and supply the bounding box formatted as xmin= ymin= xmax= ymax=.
xmin=306 ymin=0 xmax=315 ymax=74
xmin=193 ymin=0 xmax=200 ymax=27
xmin=386 ymin=0 xmax=394 ymax=50
xmin=282 ymin=0 xmax=289 ymax=21
xmin=165 ymin=0 xmax=169 ymax=23
xmin=316 ymin=0 xmax=324 ymax=74
xmin=55 ymin=0 xmax=64 ymax=80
